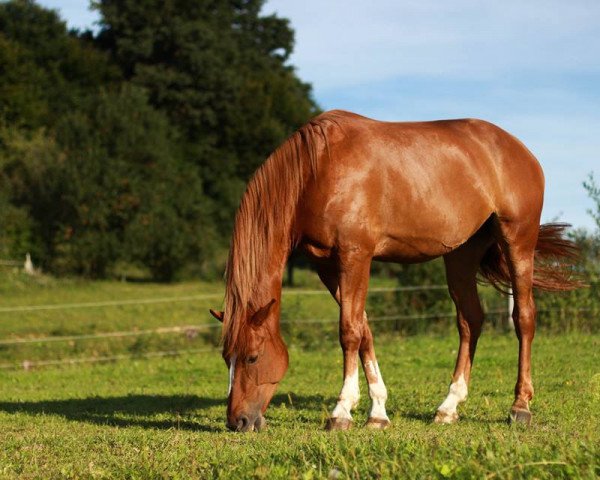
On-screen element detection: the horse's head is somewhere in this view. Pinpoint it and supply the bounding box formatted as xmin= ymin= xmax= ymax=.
xmin=210 ymin=299 xmax=288 ymax=432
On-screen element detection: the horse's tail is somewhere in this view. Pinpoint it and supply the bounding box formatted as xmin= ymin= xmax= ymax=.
xmin=478 ymin=222 xmax=583 ymax=293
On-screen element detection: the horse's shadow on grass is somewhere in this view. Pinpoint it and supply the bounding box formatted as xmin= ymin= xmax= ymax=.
xmin=0 ymin=394 xmax=225 ymax=432
xmin=0 ymin=393 xmax=339 ymax=432
xmin=2 ymin=393 xmax=498 ymax=430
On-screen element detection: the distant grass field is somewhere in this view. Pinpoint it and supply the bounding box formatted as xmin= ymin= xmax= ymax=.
xmin=0 ymin=334 xmax=598 ymax=478
xmin=0 ymin=269 xmax=405 ymax=364
xmin=0 ymin=270 xmax=598 ymax=478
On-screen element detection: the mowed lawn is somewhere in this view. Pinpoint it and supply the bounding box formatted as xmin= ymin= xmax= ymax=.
xmin=0 ymin=332 xmax=598 ymax=478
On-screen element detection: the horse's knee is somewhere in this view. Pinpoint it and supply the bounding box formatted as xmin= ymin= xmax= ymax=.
xmin=340 ymin=330 xmax=362 ymax=351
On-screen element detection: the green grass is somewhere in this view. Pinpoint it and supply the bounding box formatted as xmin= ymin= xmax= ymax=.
xmin=0 ymin=270 xmax=598 ymax=478
xmin=0 ymin=334 xmax=598 ymax=478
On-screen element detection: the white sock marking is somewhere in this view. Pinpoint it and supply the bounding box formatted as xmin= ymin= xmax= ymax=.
xmin=228 ymin=354 xmax=237 ymax=396
xmin=331 ymin=368 xmax=360 ymax=420
xmin=437 ymin=373 xmax=468 ymax=417
xmin=365 ymin=360 xmax=389 ymax=421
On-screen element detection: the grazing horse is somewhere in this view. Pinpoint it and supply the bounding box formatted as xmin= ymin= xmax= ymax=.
xmin=210 ymin=110 xmax=578 ymax=432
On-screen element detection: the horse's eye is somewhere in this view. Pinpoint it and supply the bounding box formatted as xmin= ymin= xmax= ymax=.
xmin=246 ymin=355 xmax=259 ymax=365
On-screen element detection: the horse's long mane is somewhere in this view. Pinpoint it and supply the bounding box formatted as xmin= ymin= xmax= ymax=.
xmin=222 ymin=111 xmax=346 ymax=356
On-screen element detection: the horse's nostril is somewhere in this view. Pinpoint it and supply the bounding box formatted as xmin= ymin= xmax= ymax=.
xmin=237 ymin=415 xmax=249 ymax=431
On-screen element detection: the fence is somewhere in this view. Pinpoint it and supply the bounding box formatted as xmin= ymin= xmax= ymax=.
xmin=0 ymin=283 xmax=597 ymax=371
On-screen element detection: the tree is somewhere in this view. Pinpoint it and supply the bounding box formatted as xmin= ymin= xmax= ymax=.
xmin=583 ymin=172 xmax=600 ymax=232
xmin=0 ymin=0 xmax=119 ymax=129
xmin=0 ymin=0 xmax=319 ymax=280
xmin=52 ymin=85 xmax=215 ymax=278
xmin=93 ymin=0 xmax=319 ymax=233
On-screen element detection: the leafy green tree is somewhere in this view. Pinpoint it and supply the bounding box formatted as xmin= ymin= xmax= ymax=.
xmin=0 ymin=124 xmax=64 ymax=265
xmin=583 ymin=172 xmax=600 ymax=232
xmin=0 ymin=161 xmax=35 ymax=260
xmin=0 ymin=0 xmax=319 ymax=280
xmin=0 ymin=0 xmax=119 ymax=129
xmin=53 ymin=85 xmax=215 ymax=278
xmin=0 ymin=85 xmax=215 ymax=279
xmin=93 ymin=0 xmax=319 ymax=233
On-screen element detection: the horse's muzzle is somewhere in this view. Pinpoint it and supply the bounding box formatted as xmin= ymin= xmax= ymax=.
xmin=227 ymin=414 xmax=266 ymax=432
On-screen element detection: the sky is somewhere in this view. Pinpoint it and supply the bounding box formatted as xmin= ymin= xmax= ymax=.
xmin=39 ymin=0 xmax=600 ymax=231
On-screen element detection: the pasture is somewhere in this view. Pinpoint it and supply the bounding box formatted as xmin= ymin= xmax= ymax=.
xmin=0 ymin=271 xmax=598 ymax=478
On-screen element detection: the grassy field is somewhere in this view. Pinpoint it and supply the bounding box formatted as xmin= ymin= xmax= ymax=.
xmin=0 ymin=270 xmax=598 ymax=478
xmin=0 ymin=269 xmax=405 ymax=364
xmin=0 ymin=334 xmax=598 ymax=478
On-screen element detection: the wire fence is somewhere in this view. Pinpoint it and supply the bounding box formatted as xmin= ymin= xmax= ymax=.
xmin=0 ymin=311 xmax=498 ymax=371
xmin=0 ymin=284 xmax=470 ymax=370
xmin=0 ymin=260 xmax=21 ymax=267
xmin=0 ymin=283 xmax=597 ymax=371
xmin=0 ymin=347 xmax=218 ymax=371
xmin=0 ymin=307 xmax=594 ymax=371
xmin=0 ymin=310 xmax=464 ymax=347
xmin=0 ymin=284 xmax=456 ymax=347
xmin=0 ymin=285 xmax=448 ymax=314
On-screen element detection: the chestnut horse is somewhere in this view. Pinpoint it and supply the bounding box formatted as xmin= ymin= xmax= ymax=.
xmin=210 ymin=110 xmax=578 ymax=432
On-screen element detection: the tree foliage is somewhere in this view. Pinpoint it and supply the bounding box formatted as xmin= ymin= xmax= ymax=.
xmin=583 ymin=172 xmax=600 ymax=232
xmin=0 ymin=0 xmax=318 ymax=280
xmin=92 ymin=0 xmax=318 ymax=233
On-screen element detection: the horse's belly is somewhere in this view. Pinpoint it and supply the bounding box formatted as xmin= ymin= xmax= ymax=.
xmin=372 ymin=205 xmax=493 ymax=262
xmin=300 ymin=205 xmax=491 ymax=264
xmin=373 ymin=233 xmax=465 ymax=263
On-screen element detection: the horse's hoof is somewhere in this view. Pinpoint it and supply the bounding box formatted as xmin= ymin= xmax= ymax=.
xmin=509 ymin=409 xmax=532 ymax=425
xmin=325 ymin=417 xmax=353 ymax=431
xmin=434 ymin=409 xmax=458 ymax=424
xmin=365 ymin=417 xmax=391 ymax=430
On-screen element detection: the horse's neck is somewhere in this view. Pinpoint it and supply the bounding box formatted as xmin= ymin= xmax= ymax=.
xmin=254 ymin=246 xmax=287 ymax=306
xmin=229 ymin=221 xmax=289 ymax=313
xmin=228 ymin=156 xmax=302 ymax=323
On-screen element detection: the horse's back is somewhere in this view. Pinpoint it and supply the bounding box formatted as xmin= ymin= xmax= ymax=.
xmin=297 ymin=111 xmax=544 ymax=261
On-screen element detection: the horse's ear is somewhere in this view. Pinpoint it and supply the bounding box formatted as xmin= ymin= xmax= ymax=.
xmin=249 ymin=299 xmax=276 ymax=328
xmin=209 ymin=309 xmax=224 ymax=322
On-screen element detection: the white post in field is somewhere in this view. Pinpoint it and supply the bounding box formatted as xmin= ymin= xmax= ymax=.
xmin=507 ymin=287 xmax=515 ymax=330
xmin=24 ymin=253 xmax=35 ymax=275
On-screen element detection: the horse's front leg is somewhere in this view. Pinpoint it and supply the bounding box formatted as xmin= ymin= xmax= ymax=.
xmin=359 ymin=315 xmax=391 ymax=429
xmin=325 ymin=253 xmax=371 ymax=431
xmin=317 ymin=261 xmax=390 ymax=430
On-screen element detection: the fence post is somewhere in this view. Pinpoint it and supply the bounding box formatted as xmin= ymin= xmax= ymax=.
xmin=24 ymin=253 xmax=35 ymax=275
xmin=506 ymin=287 xmax=515 ymax=330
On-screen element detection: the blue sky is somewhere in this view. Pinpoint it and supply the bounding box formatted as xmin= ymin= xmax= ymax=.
xmin=40 ymin=0 xmax=600 ymax=230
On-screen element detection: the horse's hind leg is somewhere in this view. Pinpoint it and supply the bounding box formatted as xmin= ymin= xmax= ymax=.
xmin=494 ymin=218 xmax=538 ymax=424
xmin=316 ymin=258 xmax=390 ymax=430
xmin=435 ymin=233 xmax=490 ymax=424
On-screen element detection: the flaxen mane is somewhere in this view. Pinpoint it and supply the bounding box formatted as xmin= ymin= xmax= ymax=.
xmin=221 ymin=111 xmax=345 ymax=356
